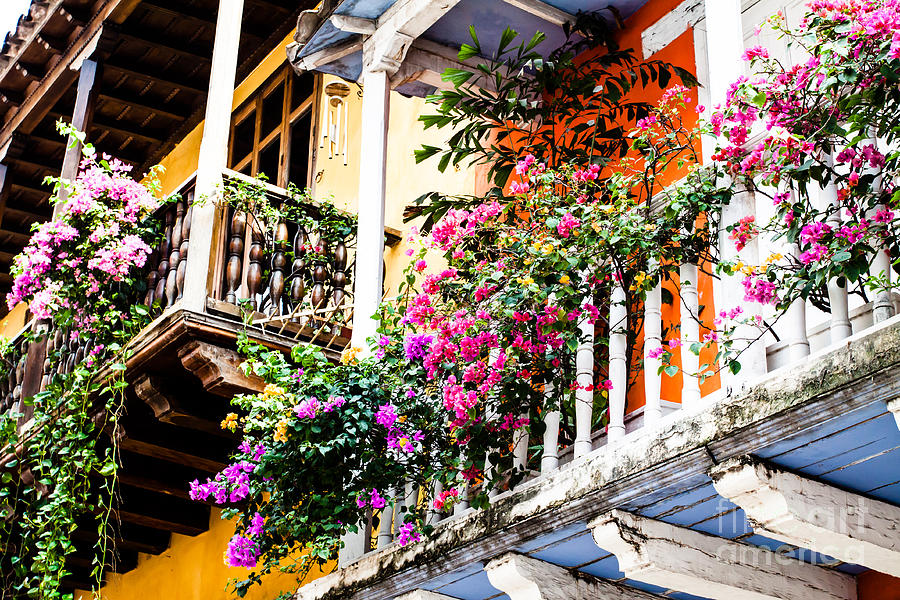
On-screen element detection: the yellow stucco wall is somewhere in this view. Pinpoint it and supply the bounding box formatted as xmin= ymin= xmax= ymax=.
xmin=78 ymin=510 xmax=333 ymax=600
xmin=313 ymin=74 xmax=476 ymax=296
xmin=0 ymin=302 xmax=27 ymax=339
xmin=96 ymin=27 xmax=474 ymax=600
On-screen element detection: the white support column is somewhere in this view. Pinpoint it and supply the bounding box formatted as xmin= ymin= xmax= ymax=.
xmin=574 ymin=315 xmax=594 ymax=458
xmin=608 ymin=283 xmax=628 ymax=442
xmin=541 ymin=380 xmax=559 ymax=472
xmin=484 ymin=553 xmax=660 ymax=600
xmin=643 ymin=278 xmax=663 ymax=426
xmin=710 ymin=457 xmax=900 ymax=577
xmin=350 ymin=68 xmax=390 ymax=348
xmin=679 ymin=263 xmax=702 ymax=409
xmin=703 ymin=0 xmax=768 ymax=384
xmin=589 ymin=510 xmax=856 ymax=600
xmin=183 ymin=0 xmax=245 ymax=313
xmin=703 ymin=0 xmax=745 ymax=108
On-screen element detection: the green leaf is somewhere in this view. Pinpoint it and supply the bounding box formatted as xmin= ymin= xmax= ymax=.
xmin=664 ymin=365 xmax=679 ymax=377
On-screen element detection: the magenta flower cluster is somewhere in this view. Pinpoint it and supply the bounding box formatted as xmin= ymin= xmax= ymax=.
xmin=8 ymin=156 xmax=159 ymax=326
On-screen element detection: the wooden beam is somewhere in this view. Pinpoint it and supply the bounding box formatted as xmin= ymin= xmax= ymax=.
xmin=98 ymin=90 xmax=191 ymax=121
xmin=14 ymin=61 xmax=47 ymax=82
xmin=134 ymin=373 xmax=234 ymax=438
xmin=115 ymin=509 xmax=205 ymax=537
xmin=0 ymin=229 xmax=31 ymax=246
xmin=118 ymin=437 xmax=226 ymax=473
xmin=391 ymin=39 xmax=498 ymax=93
xmin=105 ymin=61 xmax=208 ymax=96
xmin=589 ymin=510 xmax=855 ymax=600
xmin=59 ymin=59 xmax=100 ymax=206
xmin=118 ymin=29 xmax=212 ymax=64
xmin=118 ymin=472 xmax=191 ymax=501
xmin=330 ymin=14 xmax=377 ymax=34
xmin=9 ymin=156 xmax=61 ymax=175
xmin=91 ymin=117 xmax=164 ymax=145
xmin=0 ymin=89 xmax=24 ymax=108
xmin=10 ymin=181 xmax=52 ymax=197
xmin=36 ymin=33 xmax=69 ymax=55
xmin=4 ymin=206 xmax=52 ymax=223
xmin=295 ymin=39 xmax=364 ymax=72
xmin=177 ymin=340 xmax=265 ymax=397
xmin=485 ymin=553 xmax=661 ymax=600
xmin=499 ymin=0 xmax=574 ymax=27
xmin=366 ymin=0 xmax=463 ymax=74
xmin=0 ymin=166 xmax=9 ymax=234
xmin=72 ymin=526 xmax=169 ymax=556
xmin=140 ymin=0 xmax=267 ymax=40
xmin=710 ymin=457 xmax=900 ymax=577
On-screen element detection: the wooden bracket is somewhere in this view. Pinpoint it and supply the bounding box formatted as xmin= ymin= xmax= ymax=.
xmin=177 ymin=340 xmax=265 ymax=398
xmin=133 ymin=373 xmax=232 ymax=438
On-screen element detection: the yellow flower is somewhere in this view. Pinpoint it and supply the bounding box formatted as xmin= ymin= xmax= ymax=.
xmin=274 ymin=419 xmax=289 ymax=442
xmin=341 ymin=346 xmax=362 ymax=365
xmin=263 ymin=384 xmax=285 ymax=397
xmin=522 ymin=276 xmax=535 ymax=286
xmin=220 ymin=412 xmax=238 ymax=431
xmin=541 ymin=243 xmax=554 ymax=255
xmin=592 ymin=221 xmax=603 ymax=233
xmin=560 ymin=274 xmax=571 ymax=285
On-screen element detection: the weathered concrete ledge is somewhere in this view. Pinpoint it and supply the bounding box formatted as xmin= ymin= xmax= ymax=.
xmin=296 ymin=315 xmax=900 ymax=600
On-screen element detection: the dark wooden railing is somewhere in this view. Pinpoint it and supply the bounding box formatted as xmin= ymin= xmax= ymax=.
xmin=215 ymin=172 xmax=354 ymax=327
xmin=0 ymin=321 xmax=94 ymax=421
xmin=144 ymin=183 xmax=195 ymax=311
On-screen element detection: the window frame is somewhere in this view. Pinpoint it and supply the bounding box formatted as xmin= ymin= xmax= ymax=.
xmin=228 ymin=63 xmax=319 ymax=188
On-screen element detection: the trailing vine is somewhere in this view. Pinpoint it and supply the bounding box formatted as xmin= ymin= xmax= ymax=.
xmin=0 ymin=124 xmax=166 ymax=598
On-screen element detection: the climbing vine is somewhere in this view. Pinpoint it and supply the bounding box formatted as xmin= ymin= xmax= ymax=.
xmin=0 ymin=125 xmax=165 ymax=598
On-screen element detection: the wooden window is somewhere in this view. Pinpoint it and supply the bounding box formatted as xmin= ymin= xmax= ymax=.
xmin=228 ymin=65 xmax=317 ymax=187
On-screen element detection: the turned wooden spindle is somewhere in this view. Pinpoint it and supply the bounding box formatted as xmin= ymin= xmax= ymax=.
xmin=246 ymin=219 xmax=265 ymax=310
xmin=155 ymin=207 xmax=174 ymax=306
xmin=144 ymin=247 xmax=160 ymax=306
xmin=268 ymin=221 xmax=289 ymax=316
xmin=290 ymin=227 xmax=308 ymax=320
xmin=332 ymin=240 xmax=348 ymax=308
xmin=40 ymin=327 xmax=62 ymax=391
xmin=309 ymin=230 xmax=328 ymax=312
xmin=225 ymin=210 xmax=247 ymax=304
xmin=176 ymin=195 xmax=192 ymax=300
xmin=12 ymin=353 xmax=25 ymax=409
xmin=165 ymin=199 xmax=185 ymax=306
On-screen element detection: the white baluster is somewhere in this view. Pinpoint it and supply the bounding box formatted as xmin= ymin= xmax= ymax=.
xmin=484 ymin=348 xmax=500 ymax=497
xmin=426 ymin=480 xmax=442 ymax=525
xmin=454 ymin=451 xmax=470 ymax=515
xmin=574 ymin=311 xmax=595 ymax=458
xmin=608 ymin=283 xmax=628 ymax=442
xmin=377 ymin=488 xmax=395 ymax=548
xmin=643 ymin=273 xmax=663 ymax=426
xmin=820 ymin=154 xmax=852 ymax=341
xmin=512 ymin=417 xmax=529 ymax=473
xmin=866 ymin=136 xmax=894 ymax=324
xmin=541 ymin=379 xmax=559 ymax=472
xmin=785 ymin=253 xmax=811 ymax=363
xmin=680 ymin=262 xmax=702 ymax=409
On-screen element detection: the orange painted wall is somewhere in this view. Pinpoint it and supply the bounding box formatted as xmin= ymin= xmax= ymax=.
xmin=859 ymin=572 xmax=900 ymax=600
xmin=604 ymin=0 xmax=721 ymax=412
